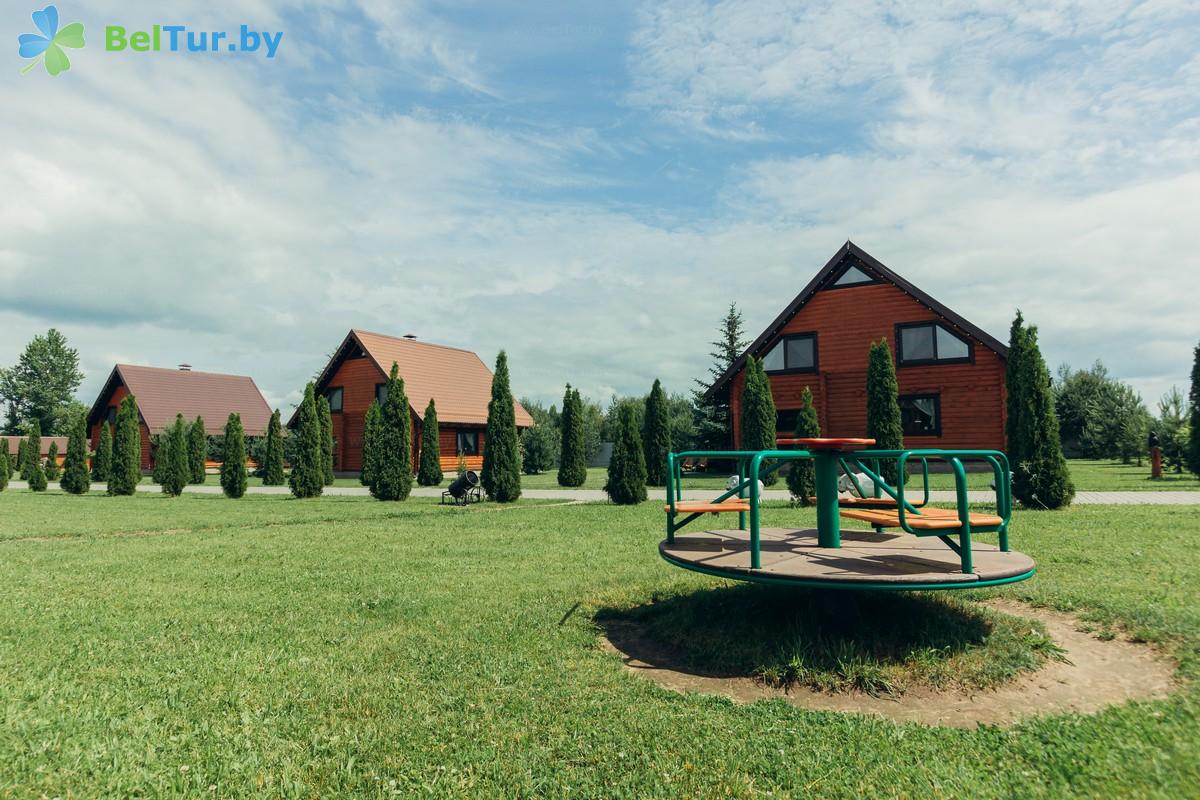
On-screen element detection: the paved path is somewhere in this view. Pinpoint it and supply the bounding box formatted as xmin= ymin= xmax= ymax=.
xmin=8 ymin=482 xmax=1200 ymax=504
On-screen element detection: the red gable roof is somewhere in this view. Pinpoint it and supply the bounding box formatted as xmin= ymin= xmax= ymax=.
xmin=88 ymin=365 xmax=274 ymax=436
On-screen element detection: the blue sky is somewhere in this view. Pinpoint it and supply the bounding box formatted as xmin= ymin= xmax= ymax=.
xmin=2 ymin=0 xmax=1198 ymax=414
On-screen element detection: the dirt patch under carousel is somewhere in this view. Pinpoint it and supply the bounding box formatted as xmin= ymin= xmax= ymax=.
xmin=600 ymin=599 xmax=1177 ymax=728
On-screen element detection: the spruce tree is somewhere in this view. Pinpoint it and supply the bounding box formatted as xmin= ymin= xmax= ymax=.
xmin=318 ymin=395 xmax=335 ymax=486
xmin=109 ymin=395 xmax=142 ymax=496
xmin=21 ymin=421 xmax=42 ymax=482
xmin=1187 ymin=341 xmax=1200 ymax=478
xmin=289 ymin=384 xmax=325 ymax=498
xmin=92 ymin=422 xmax=112 ymax=482
xmin=27 ymin=451 xmax=47 ymax=491
xmin=360 ymin=402 xmax=381 ymax=487
xmin=692 ymin=302 xmax=749 ymax=451
xmin=188 ymin=416 xmax=207 ymax=484
xmin=866 ymin=339 xmax=904 ymax=484
xmin=221 ymin=413 xmax=248 ymax=499
xmin=1010 ymin=323 xmax=1075 ymax=508
xmin=480 ymin=351 xmax=521 ymax=503
xmin=158 ymin=415 xmax=190 ymax=497
xmin=44 ymin=441 xmax=60 ymax=481
xmin=740 ymin=356 xmax=778 ymax=486
xmin=1005 ymin=311 xmax=1030 ymax=469
xmin=605 ymin=404 xmax=648 ymax=504
xmin=642 ymin=379 xmax=671 ymax=486
xmin=786 ymin=386 xmax=821 ymax=503
xmin=371 ymin=363 xmax=413 ymax=501
xmin=261 ymin=409 xmax=285 ymax=486
xmin=557 ymin=385 xmax=587 ymax=487
xmin=60 ymin=414 xmax=90 ymax=494
xmin=417 ymin=398 xmax=443 ymax=486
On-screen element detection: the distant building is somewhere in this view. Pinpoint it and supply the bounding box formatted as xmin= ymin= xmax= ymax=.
xmin=87 ymin=364 xmax=273 ymax=469
xmin=296 ymin=329 xmax=533 ymax=473
xmin=707 ymin=242 xmax=1010 ymax=450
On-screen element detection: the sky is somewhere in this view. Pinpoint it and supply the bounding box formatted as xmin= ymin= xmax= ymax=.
xmin=3 ymin=0 xmax=1198 ymax=414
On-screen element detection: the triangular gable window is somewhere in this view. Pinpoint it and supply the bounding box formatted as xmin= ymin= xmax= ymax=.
xmin=831 ymin=264 xmax=875 ymax=287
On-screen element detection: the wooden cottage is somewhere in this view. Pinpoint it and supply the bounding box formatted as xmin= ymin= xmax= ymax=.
xmin=86 ymin=364 xmax=273 ymax=470
xmin=297 ymin=330 xmax=533 ymax=474
xmin=708 ymin=242 xmax=1009 ymax=450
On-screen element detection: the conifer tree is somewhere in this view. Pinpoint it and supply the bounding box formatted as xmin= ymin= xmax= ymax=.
xmin=3 ymin=440 xmax=13 ymax=480
xmin=21 ymin=421 xmax=42 ymax=482
xmin=866 ymin=339 xmax=903 ymax=484
xmin=360 ymin=402 xmax=381 ymax=487
xmin=221 ymin=413 xmax=248 ymax=499
xmin=1009 ymin=320 xmax=1075 ymax=508
xmin=417 ymin=398 xmax=443 ymax=486
xmin=92 ymin=422 xmax=112 ymax=482
xmin=371 ymin=363 xmax=413 ymax=501
xmin=786 ymin=386 xmax=821 ymax=504
xmin=1187 ymin=341 xmax=1200 ymax=478
xmin=693 ymin=302 xmax=749 ymax=451
xmin=109 ymin=395 xmax=142 ymax=496
xmin=60 ymin=414 xmax=90 ymax=494
xmin=27 ymin=451 xmax=47 ymax=491
xmin=289 ymin=383 xmax=324 ymax=498
xmin=261 ymin=409 xmax=286 ymax=486
xmin=740 ymin=356 xmax=778 ymax=486
xmin=481 ymin=351 xmax=521 ymax=502
xmin=1005 ymin=311 xmax=1030 ymax=469
xmin=44 ymin=441 xmax=60 ymax=481
xmin=158 ymin=415 xmax=189 ymax=497
xmin=605 ymin=404 xmax=648 ymax=504
xmin=0 ymin=446 xmax=9 ymax=491
xmin=318 ymin=395 xmax=335 ymax=486
xmin=557 ymin=385 xmax=587 ymax=487
xmin=17 ymin=439 xmax=27 ymax=479
xmin=188 ymin=416 xmax=207 ymax=484
xmin=642 ymin=378 xmax=671 ymax=486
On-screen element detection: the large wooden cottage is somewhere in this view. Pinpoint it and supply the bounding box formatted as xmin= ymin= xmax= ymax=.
xmin=86 ymin=364 xmax=274 ymax=470
xmin=297 ymin=330 xmax=533 ymax=474
xmin=708 ymin=242 xmax=1009 ymax=450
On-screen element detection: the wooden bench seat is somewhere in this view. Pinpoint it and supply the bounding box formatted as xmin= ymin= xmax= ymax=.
xmin=667 ymin=499 xmax=751 ymax=514
xmin=839 ymin=507 xmax=1004 ymax=532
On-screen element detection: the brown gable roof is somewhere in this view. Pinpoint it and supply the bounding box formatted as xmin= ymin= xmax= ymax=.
xmin=88 ymin=365 xmax=274 ymax=436
xmin=704 ymin=241 xmax=1010 ymax=401
xmin=1 ymin=435 xmax=68 ymax=458
xmin=307 ymin=330 xmax=533 ymax=427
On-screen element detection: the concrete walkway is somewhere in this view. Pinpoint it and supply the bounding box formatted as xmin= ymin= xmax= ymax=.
xmin=8 ymin=482 xmax=1200 ymax=504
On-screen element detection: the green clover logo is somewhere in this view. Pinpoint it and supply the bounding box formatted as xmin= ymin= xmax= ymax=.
xmin=18 ymin=5 xmax=85 ymax=76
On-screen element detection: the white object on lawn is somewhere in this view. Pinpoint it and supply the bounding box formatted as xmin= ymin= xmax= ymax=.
xmin=727 ymin=475 xmax=765 ymax=494
xmin=838 ymin=472 xmax=876 ymax=497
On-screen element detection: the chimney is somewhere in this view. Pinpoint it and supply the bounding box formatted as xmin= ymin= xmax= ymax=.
xmin=178 ymin=363 xmax=192 ymax=372
xmin=403 ymin=334 xmax=417 ymax=340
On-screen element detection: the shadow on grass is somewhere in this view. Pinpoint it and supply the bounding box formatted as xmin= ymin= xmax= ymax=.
xmin=596 ymin=584 xmax=1057 ymax=695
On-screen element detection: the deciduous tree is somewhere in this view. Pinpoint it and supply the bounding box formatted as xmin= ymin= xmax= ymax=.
xmin=0 ymin=328 xmax=83 ymax=435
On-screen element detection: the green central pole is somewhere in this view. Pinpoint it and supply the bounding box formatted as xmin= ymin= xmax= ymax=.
xmin=813 ymin=451 xmax=841 ymax=548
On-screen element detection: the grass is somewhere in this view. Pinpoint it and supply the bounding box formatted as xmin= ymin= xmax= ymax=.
xmin=0 ymin=491 xmax=1198 ymax=797
xmin=602 ymin=587 xmax=1067 ymax=696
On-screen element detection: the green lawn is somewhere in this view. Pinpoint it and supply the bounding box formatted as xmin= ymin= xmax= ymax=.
xmin=0 ymin=490 xmax=1197 ymax=797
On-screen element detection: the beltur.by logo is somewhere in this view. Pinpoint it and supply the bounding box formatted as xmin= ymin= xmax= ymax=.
xmin=17 ymin=5 xmax=85 ymax=76
xmin=106 ymin=24 xmax=283 ymax=58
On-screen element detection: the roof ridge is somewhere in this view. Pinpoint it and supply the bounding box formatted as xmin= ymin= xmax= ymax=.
xmin=351 ymin=329 xmax=480 ymax=356
xmin=116 ymin=363 xmax=257 ymax=380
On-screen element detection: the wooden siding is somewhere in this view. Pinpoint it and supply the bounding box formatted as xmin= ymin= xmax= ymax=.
xmin=88 ymin=383 xmax=154 ymax=470
xmin=325 ymin=354 xmax=488 ymax=474
xmin=730 ymin=281 xmax=1006 ymax=450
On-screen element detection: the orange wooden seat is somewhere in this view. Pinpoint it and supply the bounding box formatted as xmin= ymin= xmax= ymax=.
xmin=667 ymin=499 xmax=752 ymax=514
xmin=839 ymin=507 xmax=1004 ymax=532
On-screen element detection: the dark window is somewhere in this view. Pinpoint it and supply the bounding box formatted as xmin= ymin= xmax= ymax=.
xmin=326 ymin=387 xmax=344 ymax=413
xmin=900 ymin=394 xmax=941 ymax=437
xmin=896 ymin=322 xmax=972 ymax=366
xmin=456 ymin=430 xmax=479 ymax=456
xmin=776 ymin=410 xmax=799 ymax=436
xmin=375 ymin=383 xmax=387 ymax=404
xmin=105 ymin=406 xmax=117 ymax=425
xmin=762 ymin=333 xmax=818 ymax=373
